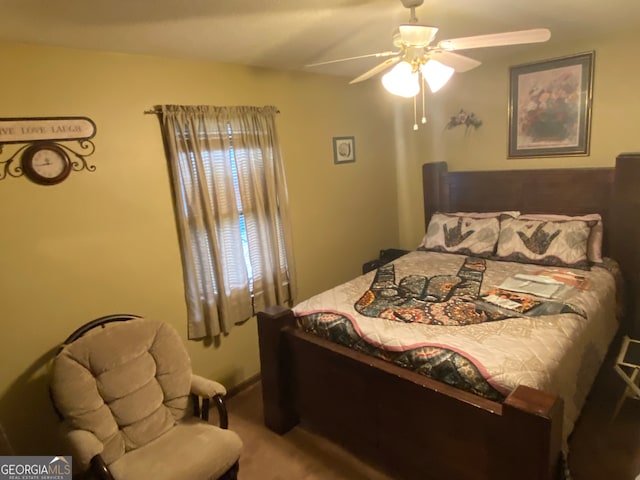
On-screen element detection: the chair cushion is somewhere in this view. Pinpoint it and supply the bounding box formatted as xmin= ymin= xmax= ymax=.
xmin=108 ymin=418 xmax=242 ymax=480
xmin=51 ymin=318 xmax=192 ymax=464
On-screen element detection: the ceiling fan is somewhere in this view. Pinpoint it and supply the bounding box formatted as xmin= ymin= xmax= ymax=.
xmin=307 ymin=0 xmax=551 ymax=106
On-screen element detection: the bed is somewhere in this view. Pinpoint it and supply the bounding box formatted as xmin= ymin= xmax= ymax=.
xmin=257 ymin=155 xmax=640 ymax=480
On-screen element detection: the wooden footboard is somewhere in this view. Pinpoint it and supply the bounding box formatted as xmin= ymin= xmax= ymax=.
xmin=258 ymin=306 xmax=563 ymax=480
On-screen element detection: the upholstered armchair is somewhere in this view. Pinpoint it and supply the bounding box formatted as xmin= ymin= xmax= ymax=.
xmin=50 ymin=314 xmax=242 ymax=480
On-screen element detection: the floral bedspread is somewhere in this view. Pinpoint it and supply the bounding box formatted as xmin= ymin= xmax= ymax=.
xmin=293 ymin=250 xmax=618 ymax=446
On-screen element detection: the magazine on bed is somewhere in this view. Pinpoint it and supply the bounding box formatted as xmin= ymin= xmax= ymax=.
xmin=531 ymin=269 xmax=589 ymax=289
xmin=497 ymin=273 xmax=566 ymax=298
xmin=480 ymin=289 xmax=542 ymax=314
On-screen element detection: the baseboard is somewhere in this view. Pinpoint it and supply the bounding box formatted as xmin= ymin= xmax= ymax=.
xmin=226 ymin=373 xmax=261 ymax=399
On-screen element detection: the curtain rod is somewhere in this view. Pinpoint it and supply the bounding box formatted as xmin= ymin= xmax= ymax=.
xmin=144 ymin=107 xmax=281 ymax=115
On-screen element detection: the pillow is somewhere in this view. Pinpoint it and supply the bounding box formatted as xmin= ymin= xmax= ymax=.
xmin=420 ymin=213 xmax=500 ymax=257
xmin=496 ymin=217 xmax=592 ymax=270
xmin=518 ymin=213 xmax=603 ymax=263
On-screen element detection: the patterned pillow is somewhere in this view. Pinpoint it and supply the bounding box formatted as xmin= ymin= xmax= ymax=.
xmin=420 ymin=213 xmax=500 ymax=257
xmin=518 ymin=213 xmax=603 ymax=263
xmin=496 ymin=217 xmax=592 ymax=270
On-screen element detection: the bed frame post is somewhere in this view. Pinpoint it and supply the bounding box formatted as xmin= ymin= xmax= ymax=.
xmin=613 ymin=153 xmax=640 ymax=336
xmin=257 ymin=306 xmax=299 ymax=433
xmin=501 ymin=386 xmax=564 ymax=479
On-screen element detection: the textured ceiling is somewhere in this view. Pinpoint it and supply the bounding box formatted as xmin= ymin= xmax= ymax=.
xmin=0 ymin=0 xmax=636 ymax=81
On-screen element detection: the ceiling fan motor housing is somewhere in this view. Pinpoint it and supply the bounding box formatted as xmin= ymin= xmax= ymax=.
xmin=400 ymin=0 xmax=424 ymax=8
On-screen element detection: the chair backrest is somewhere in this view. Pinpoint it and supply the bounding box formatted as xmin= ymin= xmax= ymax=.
xmin=51 ymin=316 xmax=193 ymax=466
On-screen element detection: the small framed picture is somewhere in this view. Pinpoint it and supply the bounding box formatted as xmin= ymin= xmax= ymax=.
xmin=333 ymin=136 xmax=355 ymax=164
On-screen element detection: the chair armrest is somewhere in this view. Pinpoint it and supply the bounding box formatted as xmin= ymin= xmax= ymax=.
xmin=61 ymin=426 xmax=104 ymax=472
xmin=190 ymin=374 xmax=227 ymax=398
xmin=190 ymin=374 xmax=229 ymax=428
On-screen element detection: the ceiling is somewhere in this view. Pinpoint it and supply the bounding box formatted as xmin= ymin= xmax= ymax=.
xmin=0 ymin=0 xmax=636 ymax=81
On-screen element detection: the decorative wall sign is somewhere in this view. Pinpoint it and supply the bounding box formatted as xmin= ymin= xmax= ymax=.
xmin=0 ymin=116 xmax=97 ymax=184
xmin=445 ymin=109 xmax=482 ymax=132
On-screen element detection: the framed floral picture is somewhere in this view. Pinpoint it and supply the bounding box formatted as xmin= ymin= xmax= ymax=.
xmin=508 ymin=51 xmax=594 ymax=158
xmin=333 ymin=136 xmax=355 ymax=164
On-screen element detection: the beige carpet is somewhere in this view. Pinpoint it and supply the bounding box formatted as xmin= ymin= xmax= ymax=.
xmin=225 ymin=381 xmax=392 ymax=480
xmin=224 ymin=344 xmax=640 ymax=480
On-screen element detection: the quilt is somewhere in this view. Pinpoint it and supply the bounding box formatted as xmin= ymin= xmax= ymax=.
xmin=293 ymin=250 xmax=618 ymax=445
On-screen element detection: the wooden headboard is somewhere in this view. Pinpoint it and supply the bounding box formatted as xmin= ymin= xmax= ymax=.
xmin=422 ymin=155 xmax=640 ymax=335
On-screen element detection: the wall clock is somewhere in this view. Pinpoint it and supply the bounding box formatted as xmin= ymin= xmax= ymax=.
xmin=21 ymin=142 xmax=72 ymax=185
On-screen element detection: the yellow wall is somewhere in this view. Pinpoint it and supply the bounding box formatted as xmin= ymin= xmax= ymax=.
xmin=0 ymin=42 xmax=399 ymax=454
xmin=396 ymin=30 xmax=640 ymax=248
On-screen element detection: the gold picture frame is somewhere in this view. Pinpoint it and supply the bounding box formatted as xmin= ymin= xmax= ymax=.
xmin=508 ymin=51 xmax=594 ymax=158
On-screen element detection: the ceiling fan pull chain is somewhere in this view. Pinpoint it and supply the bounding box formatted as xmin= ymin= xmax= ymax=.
xmin=421 ymin=76 xmax=427 ymax=124
xmin=413 ymin=95 xmax=419 ymax=131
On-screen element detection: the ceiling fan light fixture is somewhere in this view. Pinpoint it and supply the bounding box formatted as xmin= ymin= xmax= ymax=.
xmin=420 ymin=60 xmax=455 ymax=93
xmin=382 ymin=61 xmax=420 ymax=98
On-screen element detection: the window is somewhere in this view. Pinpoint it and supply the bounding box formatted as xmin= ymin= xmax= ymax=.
xmin=160 ymin=105 xmax=296 ymax=339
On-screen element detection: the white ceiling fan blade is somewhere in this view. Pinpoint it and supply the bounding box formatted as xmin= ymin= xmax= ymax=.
xmin=437 ymin=28 xmax=551 ymax=51
xmin=306 ymin=51 xmax=399 ymax=68
xmin=428 ymin=50 xmax=482 ymax=73
xmin=349 ymin=56 xmax=402 ymax=84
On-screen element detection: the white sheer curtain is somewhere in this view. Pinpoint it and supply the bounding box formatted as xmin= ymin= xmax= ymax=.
xmin=159 ymin=105 xmax=297 ymax=339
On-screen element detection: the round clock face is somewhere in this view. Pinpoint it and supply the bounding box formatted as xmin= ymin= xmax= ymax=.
xmin=31 ymin=149 xmax=67 ymax=178
xmin=22 ymin=143 xmax=72 ymax=185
